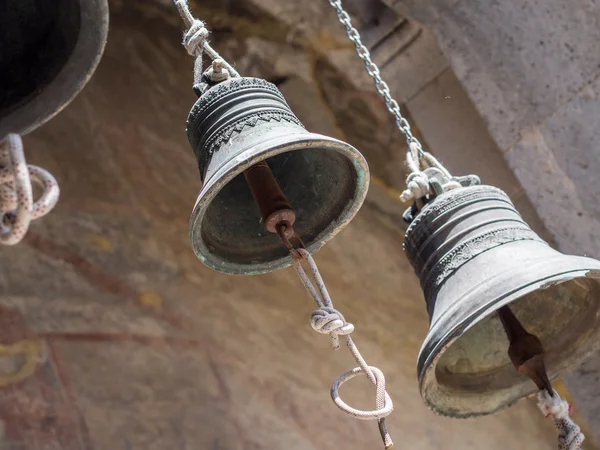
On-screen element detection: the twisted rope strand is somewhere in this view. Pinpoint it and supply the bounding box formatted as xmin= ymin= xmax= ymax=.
xmin=292 ymin=249 xmax=394 ymax=449
xmin=537 ymin=391 xmax=584 ymax=450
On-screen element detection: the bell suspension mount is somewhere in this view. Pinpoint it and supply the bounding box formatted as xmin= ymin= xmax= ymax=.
xmin=325 ymin=0 xmax=479 ymax=207
xmin=173 ymin=1 xmax=394 ymax=448
xmin=328 ymin=0 xmax=585 ymax=447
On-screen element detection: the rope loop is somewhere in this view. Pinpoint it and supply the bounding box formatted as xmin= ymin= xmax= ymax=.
xmin=173 ymin=0 xmax=240 ymax=91
xmin=400 ymin=171 xmax=429 ymax=202
xmin=331 ymin=366 xmax=394 ymax=421
xmin=0 ymin=134 xmax=59 ymax=245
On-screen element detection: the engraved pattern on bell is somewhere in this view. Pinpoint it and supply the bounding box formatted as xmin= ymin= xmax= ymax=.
xmin=186 ymin=77 xmax=370 ymax=275
xmin=403 ymin=185 xmax=600 ymax=418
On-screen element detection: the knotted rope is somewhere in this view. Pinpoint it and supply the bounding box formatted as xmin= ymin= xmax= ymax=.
xmin=400 ymin=141 xmax=464 ymax=202
xmin=0 ymin=134 xmax=59 ymax=245
xmin=537 ymin=390 xmax=584 ymax=450
xmin=173 ymin=0 xmax=238 ymax=88
xmin=292 ymin=249 xmax=394 ymax=449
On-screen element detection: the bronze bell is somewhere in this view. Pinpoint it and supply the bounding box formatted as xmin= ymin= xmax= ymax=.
xmin=403 ymin=184 xmax=600 ymax=417
xmin=0 ymin=0 xmax=109 ymax=137
xmin=186 ymin=77 xmax=369 ymax=275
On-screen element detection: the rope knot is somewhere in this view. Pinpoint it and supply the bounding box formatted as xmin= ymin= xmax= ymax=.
xmin=400 ymin=171 xmax=429 ymax=202
xmin=183 ymin=19 xmax=208 ymax=56
xmin=293 ymin=249 xmax=393 ymax=448
xmin=537 ymin=390 xmax=585 ymax=450
xmin=538 ymin=390 xmax=569 ymax=418
xmin=310 ymin=306 xmax=354 ymax=350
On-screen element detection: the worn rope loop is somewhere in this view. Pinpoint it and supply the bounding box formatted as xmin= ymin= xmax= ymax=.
xmin=537 ymin=390 xmax=584 ymax=450
xmin=292 ymin=248 xmax=394 ymax=449
xmin=0 ymin=134 xmax=59 ymax=245
xmin=331 ymin=366 xmax=394 ymax=420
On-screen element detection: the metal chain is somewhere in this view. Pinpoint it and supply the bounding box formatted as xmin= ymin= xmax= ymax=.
xmin=328 ymin=4 xmax=584 ymax=449
xmin=292 ymin=249 xmax=394 ymax=450
xmin=327 ymin=0 xmax=420 ymax=151
xmin=326 ymin=0 xmax=483 ymax=204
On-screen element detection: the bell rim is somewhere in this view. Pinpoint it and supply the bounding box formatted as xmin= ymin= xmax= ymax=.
xmin=417 ymin=255 xmax=600 ymax=418
xmin=188 ymin=131 xmax=370 ymax=275
xmin=0 ymin=0 xmax=109 ymax=138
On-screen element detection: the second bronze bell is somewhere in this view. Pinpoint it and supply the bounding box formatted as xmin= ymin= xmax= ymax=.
xmin=404 ymin=184 xmax=600 ymax=417
xmin=185 ymin=77 xmax=370 ymax=275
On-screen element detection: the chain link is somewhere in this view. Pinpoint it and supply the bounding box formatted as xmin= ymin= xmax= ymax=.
xmin=327 ymin=0 xmax=423 ymax=153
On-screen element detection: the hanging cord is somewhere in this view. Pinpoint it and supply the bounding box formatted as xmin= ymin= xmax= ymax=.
xmin=0 ymin=134 xmax=59 ymax=245
xmin=537 ymin=390 xmax=584 ymax=450
xmin=172 ymin=3 xmax=395 ymax=445
xmin=292 ymin=248 xmax=394 ymax=449
xmin=326 ymin=0 xmax=479 ymax=203
xmin=173 ymin=0 xmax=239 ymax=93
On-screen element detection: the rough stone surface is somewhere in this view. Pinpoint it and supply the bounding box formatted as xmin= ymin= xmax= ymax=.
xmin=391 ymin=0 xmax=600 ymax=150
xmin=0 ymin=0 xmax=568 ymax=448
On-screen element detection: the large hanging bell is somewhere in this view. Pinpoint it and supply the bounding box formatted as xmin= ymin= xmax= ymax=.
xmin=186 ymin=77 xmax=369 ymax=275
xmin=0 ymin=0 xmax=109 ymax=137
xmin=404 ymin=184 xmax=600 ymax=417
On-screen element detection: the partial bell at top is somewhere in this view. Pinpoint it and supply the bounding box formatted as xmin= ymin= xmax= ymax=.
xmin=186 ymin=77 xmax=369 ymax=275
xmin=403 ymin=184 xmax=600 ymax=417
xmin=0 ymin=0 xmax=109 ymax=137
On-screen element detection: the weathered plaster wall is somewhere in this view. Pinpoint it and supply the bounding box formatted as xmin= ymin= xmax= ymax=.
xmin=0 ymin=0 xmax=570 ymax=448
xmin=382 ymin=0 xmax=600 ymax=442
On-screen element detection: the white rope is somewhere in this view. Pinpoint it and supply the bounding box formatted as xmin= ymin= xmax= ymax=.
xmin=537 ymin=390 xmax=584 ymax=450
xmin=0 ymin=134 xmax=59 ymax=245
xmin=182 ymin=18 xmax=209 ymax=57
xmin=173 ymin=0 xmax=239 ymax=85
xmin=399 ymin=142 xmax=462 ymax=202
xmin=292 ymin=249 xmax=394 ymax=449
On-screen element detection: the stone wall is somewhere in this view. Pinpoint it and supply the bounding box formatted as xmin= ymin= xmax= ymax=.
xmin=383 ymin=0 xmax=600 ymax=442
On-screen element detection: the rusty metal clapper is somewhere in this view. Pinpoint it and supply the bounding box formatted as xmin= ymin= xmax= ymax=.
xmin=0 ymin=0 xmax=109 ymax=137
